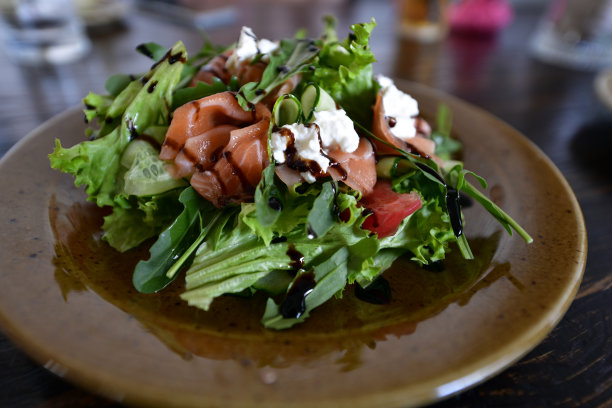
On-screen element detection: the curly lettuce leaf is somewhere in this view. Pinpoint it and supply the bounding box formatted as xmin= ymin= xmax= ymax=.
xmin=132 ymin=187 xmax=220 ymax=293
xmin=102 ymin=189 xmax=183 ymax=252
xmin=50 ymin=41 xmax=185 ymax=208
xmin=309 ymin=18 xmax=378 ymax=128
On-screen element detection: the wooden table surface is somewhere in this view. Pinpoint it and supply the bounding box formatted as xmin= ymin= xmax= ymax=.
xmin=0 ymin=1 xmax=610 ymax=406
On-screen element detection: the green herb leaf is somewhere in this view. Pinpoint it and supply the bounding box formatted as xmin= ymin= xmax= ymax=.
xmin=136 ymin=42 xmax=168 ymax=61
xmin=133 ymin=187 xmax=217 ymax=293
xmin=255 ymin=164 xmax=285 ymax=229
xmin=306 ymin=180 xmax=336 ymax=238
xmin=104 ymin=74 xmax=134 ymax=98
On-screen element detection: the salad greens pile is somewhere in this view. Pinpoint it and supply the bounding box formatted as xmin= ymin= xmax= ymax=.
xmin=49 ymin=18 xmax=532 ymax=329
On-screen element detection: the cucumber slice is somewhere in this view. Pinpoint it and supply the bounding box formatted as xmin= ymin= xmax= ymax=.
xmin=120 ymin=139 xmax=156 ymax=168
xmin=301 ymin=84 xmax=336 ymax=122
xmin=273 ymin=95 xmax=302 ymax=127
xmin=123 ymin=142 xmax=186 ymax=196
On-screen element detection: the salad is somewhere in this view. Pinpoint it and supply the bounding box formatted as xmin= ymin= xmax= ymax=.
xmin=49 ymin=18 xmax=532 ymax=330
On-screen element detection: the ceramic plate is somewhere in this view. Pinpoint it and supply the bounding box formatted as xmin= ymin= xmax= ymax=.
xmin=0 ymin=82 xmax=586 ymax=408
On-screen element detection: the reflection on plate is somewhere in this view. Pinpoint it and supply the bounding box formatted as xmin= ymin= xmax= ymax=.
xmin=0 ymin=82 xmax=586 ymax=408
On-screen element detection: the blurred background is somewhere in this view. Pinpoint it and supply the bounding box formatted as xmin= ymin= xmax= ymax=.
xmin=0 ymin=0 xmax=611 ymax=155
xmin=0 ymin=0 xmax=611 ymax=407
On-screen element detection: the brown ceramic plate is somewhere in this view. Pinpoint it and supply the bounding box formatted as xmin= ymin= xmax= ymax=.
xmin=0 ymin=82 xmax=586 ymax=408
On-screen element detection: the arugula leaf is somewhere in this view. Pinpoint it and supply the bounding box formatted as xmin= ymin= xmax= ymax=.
xmin=133 ymin=188 xmax=218 ymax=293
xmin=306 ymin=180 xmax=336 ymax=238
xmin=136 ymin=42 xmax=168 ymax=61
xmin=255 ymin=164 xmax=285 ymax=229
xmin=443 ymin=161 xmax=533 ymax=243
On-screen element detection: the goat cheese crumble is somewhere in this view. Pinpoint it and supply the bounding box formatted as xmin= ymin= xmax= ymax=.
xmin=271 ymin=109 xmax=359 ymax=183
xmin=226 ymin=26 xmax=279 ymax=70
xmin=377 ymin=74 xmax=420 ymax=140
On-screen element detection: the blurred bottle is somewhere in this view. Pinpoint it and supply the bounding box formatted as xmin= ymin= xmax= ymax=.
xmin=396 ymin=0 xmax=449 ymax=43
xmin=531 ymin=0 xmax=612 ymax=70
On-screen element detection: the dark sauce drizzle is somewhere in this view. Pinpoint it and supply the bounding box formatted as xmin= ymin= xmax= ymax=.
xmin=278 ymin=127 xmax=324 ymax=176
xmin=276 ymin=65 xmax=289 ymax=74
xmin=354 ymin=275 xmax=391 ymax=304
xmin=136 ymin=43 xmax=154 ymax=59
xmin=268 ymin=197 xmax=282 ymax=211
xmin=280 ymin=271 xmax=316 ymax=319
xmin=415 ymin=162 xmax=463 ymax=237
xmin=222 ymin=151 xmax=252 ymax=194
xmin=126 ymin=118 xmax=139 ymax=141
xmin=286 ymin=244 xmax=304 ymax=270
xmin=445 ymin=188 xmax=462 ymax=237
xmin=422 ymin=260 xmax=445 ymax=272
xmin=147 ymin=80 xmax=158 ymax=94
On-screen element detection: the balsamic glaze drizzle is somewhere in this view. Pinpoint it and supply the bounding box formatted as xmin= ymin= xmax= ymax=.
xmin=136 ymin=43 xmax=154 ymax=59
xmin=446 ymin=188 xmax=463 ymax=237
xmin=126 ymin=119 xmax=138 ymax=141
xmin=280 ymin=271 xmax=315 ymax=319
xmin=354 ymin=276 xmax=391 ymax=304
xmin=147 ymin=80 xmax=158 ymax=94
xmin=278 ymin=125 xmax=348 ymax=182
xmin=286 ymin=244 xmax=304 ymax=270
xmin=414 ymin=162 xmax=464 ymax=237
xmin=268 ymin=197 xmax=282 ymax=211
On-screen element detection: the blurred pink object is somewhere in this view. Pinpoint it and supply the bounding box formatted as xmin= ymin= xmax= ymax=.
xmin=448 ymin=0 xmax=514 ymax=34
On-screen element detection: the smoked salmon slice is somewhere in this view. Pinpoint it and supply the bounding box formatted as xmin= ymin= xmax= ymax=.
xmin=168 ymin=124 xmax=237 ymax=179
xmin=190 ymin=118 xmax=270 ymax=207
xmin=371 ymin=92 xmax=438 ymax=160
xmin=161 ymin=91 xmax=271 ymax=207
xmin=161 ymin=91 xmax=263 ymax=160
xmin=189 ymin=53 xmax=232 ymax=86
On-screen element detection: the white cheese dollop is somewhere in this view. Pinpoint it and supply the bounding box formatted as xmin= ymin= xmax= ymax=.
xmin=313 ymin=109 xmax=360 ymax=153
xmin=271 ymin=109 xmax=359 ymax=183
xmin=226 ymin=26 xmax=279 ymax=70
xmin=376 ymin=74 xmax=420 ymax=140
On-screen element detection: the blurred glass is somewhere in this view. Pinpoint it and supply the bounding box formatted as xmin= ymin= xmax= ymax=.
xmin=531 ymin=0 xmax=612 ymax=70
xmin=396 ymin=0 xmax=449 ymax=43
xmin=0 ymin=0 xmax=91 ymax=65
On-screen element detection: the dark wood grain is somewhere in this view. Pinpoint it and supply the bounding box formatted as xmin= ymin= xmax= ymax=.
xmin=0 ymin=1 xmax=610 ymax=407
